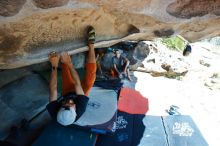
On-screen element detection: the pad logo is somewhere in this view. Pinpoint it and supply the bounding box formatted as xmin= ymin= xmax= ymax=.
xmin=87 ymin=101 xmax=101 ymax=109
xmin=172 ymin=122 xmax=194 ymax=136
xmin=117 ymin=133 xmax=129 ymax=142
xmin=112 ymin=116 xmax=128 ymax=132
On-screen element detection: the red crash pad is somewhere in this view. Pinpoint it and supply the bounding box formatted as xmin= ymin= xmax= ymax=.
xmin=118 ymin=87 xmax=149 ymax=114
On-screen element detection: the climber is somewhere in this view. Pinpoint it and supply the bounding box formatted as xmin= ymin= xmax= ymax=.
xmin=112 ymin=49 xmax=131 ymax=81
xmin=46 ymin=26 xmax=96 ymax=126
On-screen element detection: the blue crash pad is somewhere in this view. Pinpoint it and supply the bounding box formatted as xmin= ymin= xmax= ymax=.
xmin=163 ymin=115 xmax=208 ymax=146
xmin=96 ymin=111 xmax=145 ymax=146
xmin=96 ymin=115 xmax=208 ymax=146
xmin=32 ymin=121 xmax=97 ymax=146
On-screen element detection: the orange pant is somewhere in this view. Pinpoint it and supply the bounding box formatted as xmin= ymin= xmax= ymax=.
xmin=62 ymin=63 xmax=96 ymax=96
xmin=110 ymin=69 xmax=118 ymax=78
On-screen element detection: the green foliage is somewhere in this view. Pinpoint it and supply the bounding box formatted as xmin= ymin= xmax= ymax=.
xmin=160 ymin=36 xmax=186 ymax=51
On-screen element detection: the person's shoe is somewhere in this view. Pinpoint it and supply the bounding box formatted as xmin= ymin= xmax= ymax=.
xmin=87 ymin=26 xmax=96 ymax=44
xmin=166 ymin=105 xmax=181 ymax=115
xmin=167 ymin=109 xmax=181 ymax=115
xmin=170 ymin=105 xmax=179 ymax=111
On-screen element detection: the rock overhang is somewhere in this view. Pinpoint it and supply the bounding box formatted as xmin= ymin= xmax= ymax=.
xmin=0 ymin=0 xmax=220 ymax=69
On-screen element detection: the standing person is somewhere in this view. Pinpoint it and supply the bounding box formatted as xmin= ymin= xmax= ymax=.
xmin=112 ymin=49 xmax=131 ymax=81
xmin=46 ymin=26 xmax=96 ymax=126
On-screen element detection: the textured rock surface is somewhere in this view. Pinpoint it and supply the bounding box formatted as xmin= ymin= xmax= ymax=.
xmin=167 ymin=0 xmax=220 ymax=18
xmin=33 ymin=0 xmax=69 ymax=9
xmin=0 ymin=0 xmax=220 ymax=69
xmin=0 ymin=74 xmax=49 ymax=139
xmin=0 ymin=0 xmax=26 ymax=17
xmin=0 ymin=68 xmax=32 ymax=88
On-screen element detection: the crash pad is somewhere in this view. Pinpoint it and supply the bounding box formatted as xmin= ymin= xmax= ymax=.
xmin=96 ymin=111 xmax=145 ymax=146
xmin=96 ymin=115 xmax=208 ymax=146
xmin=137 ymin=116 xmax=168 ymax=146
xmin=74 ymin=87 xmax=117 ymax=134
xmin=32 ymin=121 xmax=97 ymax=146
xmin=118 ymin=87 xmax=148 ymax=114
xmin=162 ymin=115 xmax=208 ymax=146
xmin=136 ymin=115 xmax=208 ymax=146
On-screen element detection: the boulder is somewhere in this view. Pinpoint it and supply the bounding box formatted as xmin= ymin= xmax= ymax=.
xmin=0 ymin=0 xmax=26 ymax=17
xmin=136 ymin=41 xmax=189 ymax=78
xmin=33 ymin=0 xmax=69 ymax=9
xmin=133 ymin=41 xmax=150 ymax=61
xmin=0 ymin=0 xmax=220 ymax=69
xmin=167 ymin=0 xmax=220 ymax=18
